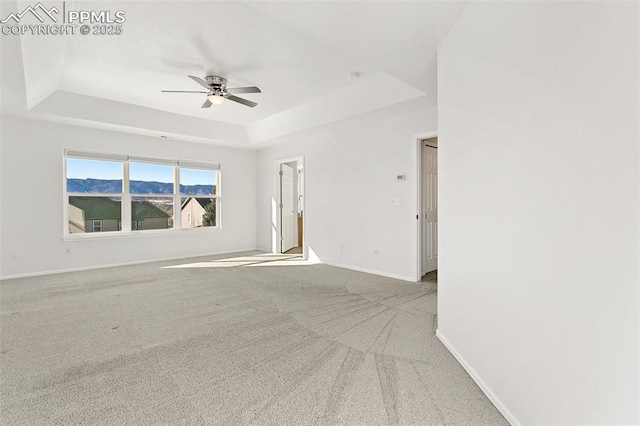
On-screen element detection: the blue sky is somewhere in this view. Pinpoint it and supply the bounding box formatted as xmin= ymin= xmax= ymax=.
xmin=67 ymin=158 xmax=122 ymax=180
xmin=67 ymin=158 xmax=216 ymax=186
xmin=130 ymin=162 xmax=173 ymax=184
xmin=180 ymin=168 xmax=216 ymax=187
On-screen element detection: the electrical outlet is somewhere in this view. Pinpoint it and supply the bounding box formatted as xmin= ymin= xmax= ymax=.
xmin=10 ymin=252 xmax=19 ymax=260
xmin=65 ymin=248 xmax=71 ymax=255
xmin=373 ymin=249 xmax=379 ymax=257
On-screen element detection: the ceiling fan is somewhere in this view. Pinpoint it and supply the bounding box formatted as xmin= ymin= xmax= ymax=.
xmin=161 ymin=75 xmax=261 ymax=108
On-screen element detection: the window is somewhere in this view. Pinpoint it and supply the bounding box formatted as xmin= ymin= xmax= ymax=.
xmin=64 ymin=151 xmax=220 ymax=236
xmin=130 ymin=162 xmax=174 ymax=231
xmin=66 ymin=156 xmax=123 ymax=234
xmin=180 ymin=167 xmax=218 ymax=229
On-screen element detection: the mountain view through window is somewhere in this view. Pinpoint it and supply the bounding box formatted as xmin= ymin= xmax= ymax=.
xmin=66 ymin=156 xmax=218 ymax=234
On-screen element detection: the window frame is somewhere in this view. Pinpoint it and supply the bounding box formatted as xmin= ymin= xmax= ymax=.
xmin=92 ymin=220 xmax=103 ymax=232
xmin=63 ymin=150 xmax=221 ymax=239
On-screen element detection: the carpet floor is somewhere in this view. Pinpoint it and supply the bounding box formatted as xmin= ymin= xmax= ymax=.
xmin=0 ymin=251 xmax=507 ymax=425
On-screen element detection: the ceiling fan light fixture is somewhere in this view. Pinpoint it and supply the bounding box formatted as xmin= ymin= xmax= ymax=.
xmin=207 ymin=94 xmax=225 ymax=105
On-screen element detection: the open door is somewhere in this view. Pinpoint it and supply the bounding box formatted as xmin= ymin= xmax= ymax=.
xmin=422 ymin=143 xmax=438 ymax=274
xmin=280 ymin=163 xmax=296 ymax=253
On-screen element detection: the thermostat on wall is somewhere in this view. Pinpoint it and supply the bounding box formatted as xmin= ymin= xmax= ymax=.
xmin=396 ymin=174 xmax=406 ymax=181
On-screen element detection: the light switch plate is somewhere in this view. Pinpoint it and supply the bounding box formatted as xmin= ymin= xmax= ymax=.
xmin=390 ymin=197 xmax=400 ymax=206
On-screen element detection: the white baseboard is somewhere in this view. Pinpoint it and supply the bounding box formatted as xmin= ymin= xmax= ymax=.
xmin=322 ymin=261 xmax=414 ymax=282
xmin=0 ymin=248 xmax=261 ymax=280
xmin=436 ymin=330 xmax=520 ymax=426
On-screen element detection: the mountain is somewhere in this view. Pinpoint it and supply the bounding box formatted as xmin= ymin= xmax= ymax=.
xmin=67 ymin=179 xmax=215 ymax=195
xmin=67 ymin=178 xmax=123 ymax=193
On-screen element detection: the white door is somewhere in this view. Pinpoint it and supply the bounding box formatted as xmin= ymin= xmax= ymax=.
xmin=422 ymin=145 xmax=438 ymax=274
xmin=280 ymin=163 xmax=296 ymax=253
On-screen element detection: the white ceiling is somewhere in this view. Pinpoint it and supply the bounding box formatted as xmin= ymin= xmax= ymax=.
xmin=2 ymin=0 xmax=468 ymax=146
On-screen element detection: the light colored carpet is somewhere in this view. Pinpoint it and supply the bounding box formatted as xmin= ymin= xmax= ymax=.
xmin=0 ymin=251 xmax=506 ymax=425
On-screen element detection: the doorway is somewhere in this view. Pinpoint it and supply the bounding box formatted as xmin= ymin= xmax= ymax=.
xmin=275 ymin=157 xmax=304 ymax=256
xmin=421 ymin=137 xmax=438 ymax=275
xmin=413 ymin=134 xmax=438 ymax=281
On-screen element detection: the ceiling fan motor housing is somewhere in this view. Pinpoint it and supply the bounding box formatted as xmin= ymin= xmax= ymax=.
xmin=204 ymin=76 xmax=227 ymax=88
xmin=204 ymin=76 xmax=228 ymax=97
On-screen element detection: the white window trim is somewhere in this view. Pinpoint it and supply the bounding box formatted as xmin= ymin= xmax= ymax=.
xmin=63 ymin=150 xmax=222 ymax=240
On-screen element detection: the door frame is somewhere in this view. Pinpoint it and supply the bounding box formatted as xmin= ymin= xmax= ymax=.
xmin=274 ymin=155 xmax=305 ymax=258
xmin=412 ymin=131 xmax=438 ymax=282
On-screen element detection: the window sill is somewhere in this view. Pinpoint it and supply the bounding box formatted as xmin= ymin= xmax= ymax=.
xmin=63 ymin=227 xmax=222 ymax=241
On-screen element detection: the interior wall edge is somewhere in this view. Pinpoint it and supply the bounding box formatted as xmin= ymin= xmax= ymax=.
xmin=436 ymin=330 xmax=520 ymax=426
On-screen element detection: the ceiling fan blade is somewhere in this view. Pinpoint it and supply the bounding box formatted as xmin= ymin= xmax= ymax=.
xmin=188 ymin=75 xmax=212 ymax=90
xmin=201 ymin=99 xmax=212 ymax=108
xmin=227 ymin=95 xmax=257 ymax=108
xmin=227 ymin=86 xmax=261 ymax=94
xmin=161 ymin=90 xmax=208 ymax=93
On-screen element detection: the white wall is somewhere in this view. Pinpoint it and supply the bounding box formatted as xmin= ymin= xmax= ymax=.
xmin=256 ymin=96 xmax=436 ymax=280
xmin=0 ymin=116 xmax=257 ymax=278
xmin=438 ymin=2 xmax=639 ymax=424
